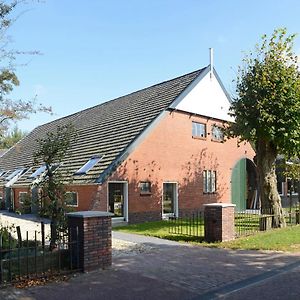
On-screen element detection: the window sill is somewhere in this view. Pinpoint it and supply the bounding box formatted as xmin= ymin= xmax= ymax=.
xmin=140 ymin=192 xmax=152 ymax=196
xmin=211 ymin=138 xmax=224 ymax=143
xmin=192 ymin=136 xmax=206 ymax=140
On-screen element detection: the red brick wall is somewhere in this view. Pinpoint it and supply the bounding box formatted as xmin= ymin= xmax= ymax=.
xmin=13 ymin=185 xmax=104 ymax=212
xmin=96 ymin=110 xmax=255 ymax=222
xmin=11 ymin=111 xmax=255 ymax=223
xmin=13 ymin=187 xmax=31 ymax=210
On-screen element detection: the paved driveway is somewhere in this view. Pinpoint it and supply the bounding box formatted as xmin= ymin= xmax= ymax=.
xmin=1 ymin=232 xmax=300 ymax=300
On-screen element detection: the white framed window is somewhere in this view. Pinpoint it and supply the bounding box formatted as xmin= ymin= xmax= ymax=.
xmin=277 ymin=181 xmax=284 ymax=196
xmin=192 ymin=122 xmax=206 ymax=138
xmin=139 ymin=181 xmax=151 ymax=194
xmin=211 ymin=125 xmax=224 ymax=142
xmin=19 ymin=192 xmax=28 ymax=204
xmin=65 ymin=192 xmax=78 ymax=207
xmin=287 ymin=180 xmax=299 ymax=195
xmin=203 ymin=170 xmax=217 ymax=193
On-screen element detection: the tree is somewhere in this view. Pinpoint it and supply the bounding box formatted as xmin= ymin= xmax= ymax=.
xmin=33 ymin=124 xmax=76 ymax=250
xmin=227 ymin=28 xmax=300 ymax=227
xmin=0 ymin=1 xmax=51 ymax=136
xmin=0 ymin=125 xmax=27 ymax=148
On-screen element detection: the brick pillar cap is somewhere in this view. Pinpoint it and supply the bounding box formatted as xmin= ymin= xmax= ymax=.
xmin=67 ymin=211 xmax=114 ymax=218
xmin=203 ymin=203 xmax=236 ymax=208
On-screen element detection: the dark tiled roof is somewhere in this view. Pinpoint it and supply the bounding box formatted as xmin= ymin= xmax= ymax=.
xmin=0 ymin=67 xmax=206 ymax=186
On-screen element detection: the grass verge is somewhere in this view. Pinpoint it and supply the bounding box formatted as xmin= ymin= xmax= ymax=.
xmin=114 ymin=221 xmax=300 ymax=252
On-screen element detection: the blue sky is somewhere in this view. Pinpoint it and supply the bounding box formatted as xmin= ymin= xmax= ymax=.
xmin=8 ymin=0 xmax=300 ymax=132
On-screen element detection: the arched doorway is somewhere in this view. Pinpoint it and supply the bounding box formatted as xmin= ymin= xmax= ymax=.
xmin=231 ymin=158 xmax=259 ymax=211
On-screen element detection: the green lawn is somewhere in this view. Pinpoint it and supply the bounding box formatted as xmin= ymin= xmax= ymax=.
xmin=114 ymin=221 xmax=300 ymax=252
xmin=114 ymin=220 xmax=204 ymax=242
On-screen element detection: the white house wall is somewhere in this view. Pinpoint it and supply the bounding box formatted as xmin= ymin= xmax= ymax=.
xmin=170 ymin=71 xmax=234 ymax=122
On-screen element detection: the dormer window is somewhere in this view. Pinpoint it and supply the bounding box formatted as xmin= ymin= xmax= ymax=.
xmin=74 ymin=155 xmax=103 ymax=175
xmin=192 ymin=122 xmax=206 ymax=139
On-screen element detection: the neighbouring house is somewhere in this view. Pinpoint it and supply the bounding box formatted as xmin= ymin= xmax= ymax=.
xmin=276 ymin=156 xmax=300 ymax=208
xmin=0 ymin=64 xmax=257 ymax=223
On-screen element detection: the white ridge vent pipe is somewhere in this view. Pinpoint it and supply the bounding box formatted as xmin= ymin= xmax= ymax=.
xmin=209 ymin=47 xmax=214 ymax=80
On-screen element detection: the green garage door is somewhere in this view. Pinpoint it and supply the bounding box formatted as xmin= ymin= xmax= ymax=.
xmin=231 ymin=159 xmax=247 ymax=211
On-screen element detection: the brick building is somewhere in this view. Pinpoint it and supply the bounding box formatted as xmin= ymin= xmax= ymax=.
xmin=0 ymin=65 xmax=256 ymax=223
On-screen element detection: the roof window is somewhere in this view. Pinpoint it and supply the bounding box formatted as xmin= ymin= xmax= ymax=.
xmin=5 ymin=168 xmax=27 ymax=181
xmin=74 ymin=156 xmax=102 ymax=175
xmin=29 ymin=165 xmax=47 ymax=178
xmin=0 ymin=170 xmax=7 ymax=177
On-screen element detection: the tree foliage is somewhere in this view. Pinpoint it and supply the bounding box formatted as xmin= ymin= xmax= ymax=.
xmin=0 ymin=1 xmax=51 ymax=135
xmin=227 ymin=28 xmax=300 ymax=227
xmin=33 ymin=123 xmax=77 ymax=250
xmin=0 ymin=125 xmax=26 ymax=148
xmin=228 ymin=28 xmax=300 ymax=156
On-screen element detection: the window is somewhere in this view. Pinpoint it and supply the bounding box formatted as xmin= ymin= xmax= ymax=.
xmin=19 ymin=192 xmax=28 ymax=204
xmin=65 ymin=192 xmax=78 ymax=206
xmin=139 ymin=181 xmax=151 ymax=194
xmin=277 ymin=181 xmax=283 ymax=195
xmin=203 ymin=170 xmax=217 ymax=193
xmin=192 ymin=122 xmax=206 ymax=138
xmin=29 ymin=165 xmax=47 ymax=178
xmin=211 ymin=125 xmax=224 ymax=142
xmin=74 ymin=156 xmax=102 ymax=175
xmin=287 ymin=179 xmax=299 ymax=195
xmin=5 ymin=168 xmax=27 ymax=181
xmin=0 ymin=170 xmax=7 ymax=177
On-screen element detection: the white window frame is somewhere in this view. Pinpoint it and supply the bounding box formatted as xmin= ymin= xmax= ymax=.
xmin=192 ymin=122 xmax=206 ymax=139
xmin=162 ymin=181 xmax=179 ymax=219
xmin=107 ymin=181 xmax=128 ymax=222
xmin=65 ymin=191 xmax=79 ymax=207
xmin=19 ymin=192 xmax=28 ymax=205
xmin=139 ymin=181 xmax=151 ymax=194
xmin=203 ymin=170 xmax=217 ymax=193
xmin=211 ymin=125 xmax=224 ymax=142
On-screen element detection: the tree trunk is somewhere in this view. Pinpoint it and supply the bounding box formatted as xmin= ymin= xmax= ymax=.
xmin=256 ymin=139 xmax=286 ymax=228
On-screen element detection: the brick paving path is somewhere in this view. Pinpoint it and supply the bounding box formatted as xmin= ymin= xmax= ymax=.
xmin=0 ymin=232 xmax=299 ymax=299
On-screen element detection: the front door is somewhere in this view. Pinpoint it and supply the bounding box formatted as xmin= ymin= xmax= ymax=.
xmin=162 ymin=182 xmax=178 ymax=217
xmin=108 ymin=183 xmax=125 ymax=219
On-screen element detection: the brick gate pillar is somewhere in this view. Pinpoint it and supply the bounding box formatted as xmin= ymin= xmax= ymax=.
xmin=67 ymin=211 xmax=113 ymax=272
xmin=204 ymin=203 xmax=236 ymax=242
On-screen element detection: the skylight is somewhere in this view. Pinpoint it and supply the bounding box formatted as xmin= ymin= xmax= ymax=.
xmin=74 ymin=156 xmax=102 ymax=175
xmin=5 ymin=168 xmax=27 ymax=181
xmin=29 ymin=165 xmax=47 ymax=178
xmin=0 ymin=170 xmax=7 ymax=177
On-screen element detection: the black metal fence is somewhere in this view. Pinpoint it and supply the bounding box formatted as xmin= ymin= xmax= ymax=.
xmin=235 ymin=208 xmax=300 ymax=237
xmin=168 ymin=211 xmax=204 ymax=239
xmin=168 ymin=208 xmax=300 ymax=240
xmin=0 ymin=223 xmax=80 ymax=285
xmin=235 ymin=209 xmax=274 ymax=237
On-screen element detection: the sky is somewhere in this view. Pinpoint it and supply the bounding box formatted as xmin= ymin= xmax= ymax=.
xmin=7 ymin=0 xmax=300 ymax=132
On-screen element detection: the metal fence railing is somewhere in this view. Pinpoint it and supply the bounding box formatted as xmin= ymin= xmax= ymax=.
xmin=0 ymin=223 xmax=80 ymax=285
xmin=234 ymin=209 xmax=274 ymax=237
xmin=235 ymin=208 xmax=300 ymax=237
xmin=168 ymin=208 xmax=300 ymax=240
xmin=168 ymin=211 xmax=204 ymax=239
